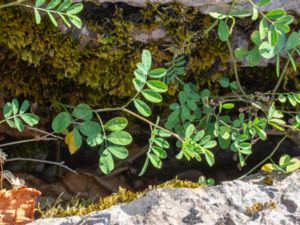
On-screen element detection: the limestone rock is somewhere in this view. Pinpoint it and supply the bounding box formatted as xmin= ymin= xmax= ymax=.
xmin=87 ymin=0 xmax=300 ymax=16
xmin=29 ymin=170 xmax=300 ymax=225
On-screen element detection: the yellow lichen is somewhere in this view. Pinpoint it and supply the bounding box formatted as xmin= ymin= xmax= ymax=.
xmin=263 ymin=175 xmax=274 ymax=186
xmin=245 ymin=201 xmax=277 ymax=217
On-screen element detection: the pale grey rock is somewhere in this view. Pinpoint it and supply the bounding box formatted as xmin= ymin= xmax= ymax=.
xmin=131 ymin=25 xmax=168 ymax=43
xmin=85 ymin=0 xmax=300 ymax=16
xmin=29 ymin=170 xmax=300 ymax=225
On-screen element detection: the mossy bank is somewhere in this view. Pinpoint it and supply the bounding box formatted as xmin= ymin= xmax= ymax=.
xmin=0 ymin=2 xmax=229 ymax=112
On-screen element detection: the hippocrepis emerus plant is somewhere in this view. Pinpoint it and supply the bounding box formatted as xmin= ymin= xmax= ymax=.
xmin=164 ymin=0 xmax=300 ymax=176
xmin=0 ymin=0 xmax=83 ymax=28
xmin=1 ymin=0 xmax=300 ymax=180
xmin=1 ymin=49 xmax=216 ymax=176
xmin=205 ymin=0 xmax=300 ymax=176
xmin=0 ymin=0 xmax=84 ymax=188
xmin=50 ymin=49 xmax=216 ymax=175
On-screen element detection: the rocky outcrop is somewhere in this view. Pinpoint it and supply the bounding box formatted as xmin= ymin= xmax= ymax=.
xmin=88 ymin=0 xmax=300 ymax=15
xmin=29 ymin=171 xmax=300 ymax=225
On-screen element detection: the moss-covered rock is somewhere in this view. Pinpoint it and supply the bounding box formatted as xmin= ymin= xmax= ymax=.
xmin=0 ymin=2 xmax=228 ymax=111
xmin=37 ymin=178 xmax=203 ymax=218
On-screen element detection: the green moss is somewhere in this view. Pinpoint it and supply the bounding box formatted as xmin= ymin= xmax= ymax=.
xmin=0 ymin=3 xmax=228 ymax=111
xmin=37 ymin=178 xmax=203 ymax=218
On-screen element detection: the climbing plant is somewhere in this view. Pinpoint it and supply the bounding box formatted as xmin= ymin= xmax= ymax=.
xmin=0 ymin=0 xmax=83 ymax=28
xmin=1 ymin=0 xmax=300 ymax=187
xmin=0 ymin=0 xmax=83 ymax=188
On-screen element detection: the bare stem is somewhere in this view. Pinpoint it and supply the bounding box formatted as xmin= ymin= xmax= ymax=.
xmin=272 ymin=50 xmax=295 ymax=94
xmin=226 ymin=40 xmax=247 ymax=97
xmin=0 ymin=136 xmax=57 ymax=148
xmin=238 ymin=135 xmax=287 ymax=180
xmin=0 ymin=162 xmax=3 ymax=189
xmin=0 ymin=1 xmax=22 ymax=9
xmin=122 ymin=108 xmax=184 ymax=142
xmin=26 ymin=126 xmax=64 ymax=140
xmin=5 ymin=157 xmax=77 ymax=174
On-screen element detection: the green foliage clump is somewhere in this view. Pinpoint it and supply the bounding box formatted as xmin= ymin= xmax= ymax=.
xmin=2 ymin=2 xmax=300 ymax=217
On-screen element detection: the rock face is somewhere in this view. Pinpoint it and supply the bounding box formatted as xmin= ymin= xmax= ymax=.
xmin=88 ymin=0 xmax=300 ymax=15
xmin=29 ymin=171 xmax=300 ymax=225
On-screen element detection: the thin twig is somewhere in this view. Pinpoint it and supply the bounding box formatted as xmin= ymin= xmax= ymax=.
xmin=238 ymin=135 xmax=287 ymax=180
xmin=26 ymin=126 xmax=63 ymax=140
xmin=0 ymin=162 xmax=3 ymax=189
xmin=0 ymin=1 xmax=23 ymax=10
xmin=122 ymin=108 xmax=184 ymax=142
xmin=226 ymin=40 xmax=247 ymax=97
xmin=272 ymin=50 xmax=295 ymax=95
xmin=5 ymin=157 xmax=77 ymax=174
xmin=0 ymin=137 xmax=57 ymax=148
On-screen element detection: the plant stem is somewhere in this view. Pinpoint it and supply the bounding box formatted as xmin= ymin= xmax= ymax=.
xmin=94 ymin=107 xmax=122 ymax=113
xmin=226 ymin=40 xmax=247 ymax=97
xmin=0 ymin=1 xmax=21 ymax=9
xmin=95 ymin=113 xmax=108 ymax=149
xmin=122 ymin=108 xmax=184 ymax=142
xmin=272 ymin=50 xmax=295 ymax=94
xmin=26 ymin=126 xmax=63 ymax=139
xmin=0 ymin=162 xmax=3 ymax=189
xmin=247 ymin=0 xmax=274 ymax=23
xmin=0 ymin=114 xmax=22 ymax=124
xmin=5 ymin=157 xmax=77 ymax=174
xmin=22 ymin=4 xmax=73 ymax=17
xmin=0 ymin=136 xmax=57 ymax=148
xmin=238 ymin=135 xmax=287 ymax=179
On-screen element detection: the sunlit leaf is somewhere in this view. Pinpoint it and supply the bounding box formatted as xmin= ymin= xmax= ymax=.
xmin=20 ymin=113 xmax=39 ymax=126
xmin=47 ymin=0 xmax=61 ymax=10
xmin=59 ymin=14 xmax=71 ymax=28
xmin=286 ymin=158 xmax=300 ymax=173
xmin=153 ymin=137 xmax=170 ymax=148
xmin=108 ymin=145 xmax=128 ymax=159
xmin=34 ymin=9 xmax=41 ymax=24
xmin=12 ymin=99 xmax=19 ymax=115
xmin=259 ymin=17 xmax=268 ymax=40
xmin=35 ymin=0 xmax=46 ymax=7
xmin=86 ymin=134 xmax=104 ymax=147
xmin=57 ymin=0 xmax=72 ymax=11
xmin=141 ymin=89 xmax=162 ymax=103
xmin=99 ymin=149 xmax=114 ymax=174
xmin=133 ymin=99 xmax=151 ymax=117
xmin=151 ymin=146 xmax=167 ymax=159
xmin=203 ymin=149 xmax=214 ymax=167
xmin=185 ymin=124 xmax=195 ymax=138
xmin=141 ymin=50 xmax=152 ymax=72
xmin=3 ymin=102 xmax=13 ymax=119
xmin=104 ymin=117 xmax=128 ymax=131
xmin=47 ymin=12 xmax=58 ymax=26
xmin=107 ymin=131 xmax=132 ymax=146
xmin=149 ymin=68 xmax=167 ymax=78
xmin=14 ymin=117 xmax=24 ymax=132
xmin=146 ymin=80 xmax=168 ymax=93
xmin=19 ymin=100 xmax=30 ymax=114
xmin=66 ymin=3 xmax=83 ymax=14
xmin=68 ymin=15 xmax=82 ymax=28
xmin=148 ymin=152 xmax=162 ymax=169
